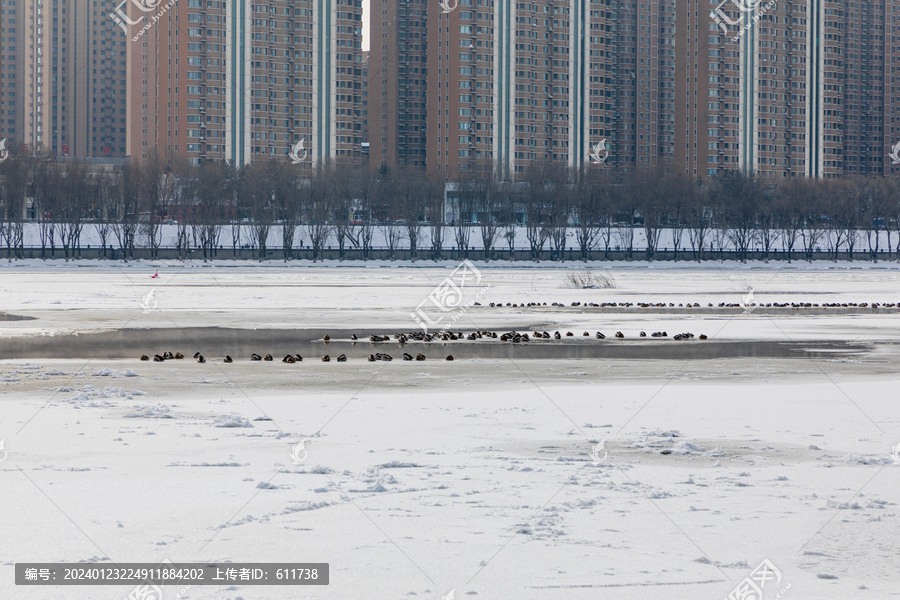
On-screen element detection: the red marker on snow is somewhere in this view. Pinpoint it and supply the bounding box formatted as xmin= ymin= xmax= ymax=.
xmin=151 ymin=269 xmax=159 ymax=279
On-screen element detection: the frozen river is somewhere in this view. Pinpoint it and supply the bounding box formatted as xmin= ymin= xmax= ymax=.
xmin=1 ymin=261 xmax=899 ymax=599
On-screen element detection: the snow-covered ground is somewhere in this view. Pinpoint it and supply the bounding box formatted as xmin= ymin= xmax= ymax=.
xmin=2 ymin=262 xmax=899 ymax=599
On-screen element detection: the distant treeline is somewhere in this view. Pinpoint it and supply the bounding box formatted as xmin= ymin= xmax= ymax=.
xmin=1 ymin=154 xmax=899 ymax=262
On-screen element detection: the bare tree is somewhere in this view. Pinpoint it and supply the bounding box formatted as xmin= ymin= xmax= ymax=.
xmin=522 ymin=167 xmax=563 ymax=262
xmin=239 ymin=162 xmax=274 ymax=261
xmin=277 ymin=163 xmax=303 ymax=262
xmin=826 ymin=178 xmax=862 ymax=261
xmin=883 ymin=179 xmax=900 ymax=260
xmin=53 ymin=160 xmax=94 ymax=260
xmin=111 ymin=164 xmax=143 ymax=261
xmin=755 ymin=181 xmax=780 ymax=262
xmin=471 ymin=173 xmax=502 ymax=261
xmin=382 ymin=220 xmax=402 ymax=260
xmin=87 ymin=171 xmax=116 ymax=258
xmin=358 ymin=213 xmax=376 ymax=260
xmin=452 ymin=177 xmax=475 ymax=259
xmin=622 ymin=166 xmax=670 ymax=260
xmin=774 ymin=178 xmax=810 ymax=262
xmin=140 ymin=151 xmax=174 ymax=259
xmin=306 ymin=164 xmax=335 ymax=262
xmin=498 ymin=184 xmax=520 ymax=261
xmin=425 ymin=173 xmax=446 ymax=261
xmin=0 ymin=154 xmax=28 ymax=260
xmin=345 ymin=168 xmax=376 ymax=261
xmin=230 ymin=218 xmax=243 ymax=259
xmin=324 ymin=162 xmax=356 ymax=260
xmin=863 ymin=178 xmax=891 ymax=262
xmin=665 ymin=173 xmax=695 ymax=261
xmin=546 ymin=175 xmax=571 ymax=262
xmin=799 ymin=179 xmax=827 ymax=262
xmin=611 ymin=178 xmax=636 ymax=260
xmin=353 ymin=167 xmax=387 ymax=261
xmin=687 ymin=181 xmax=714 ymax=262
xmin=30 ymin=159 xmax=61 ymax=259
xmin=170 ymin=162 xmax=195 ymax=261
xmin=189 ymin=160 xmax=231 ymax=261
xmin=716 ymin=170 xmax=762 ymax=262
xmin=395 ymin=169 xmax=429 ymax=262
xmin=571 ymin=168 xmax=596 ymax=262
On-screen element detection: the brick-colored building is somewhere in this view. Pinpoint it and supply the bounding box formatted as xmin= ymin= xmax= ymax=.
xmin=682 ymin=0 xmax=897 ymax=179
xmin=0 ymin=0 xmax=127 ymax=157
xmin=125 ymin=0 xmax=364 ymax=167
xmin=2 ymin=0 xmax=898 ymax=178
xmin=369 ymin=0 xmax=428 ymax=170
xmin=370 ymin=0 xmax=899 ymax=180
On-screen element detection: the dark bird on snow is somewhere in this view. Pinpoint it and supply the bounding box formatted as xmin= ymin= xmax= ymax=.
xmin=322 ymin=355 xmax=331 ymax=362
xmin=336 ymin=354 xmax=347 ymax=362
xmin=446 ymin=355 xmax=455 ymax=361
xmin=140 ymin=355 xmax=150 ymax=361
xmin=224 ymin=356 xmax=233 ymax=363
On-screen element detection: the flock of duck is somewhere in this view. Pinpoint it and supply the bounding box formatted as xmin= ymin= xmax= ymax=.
xmin=138 ymin=327 xmax=707 ymax=363
xmin=141 ymin=351 xmax=454 ymax=363
xmin=347 ymin=329 xmax=707 ymax=343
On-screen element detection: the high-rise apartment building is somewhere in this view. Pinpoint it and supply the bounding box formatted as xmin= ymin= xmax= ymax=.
xmin=2 ymin=0 xmax=897 ymax=177
xmin=815 ymin=0 xmax=893 ymax=177
xmin=0 ymin=0 xmax=128 ymax=157
xmin=684 ymin=0 xmax=896 ymax=179
xmin=125 ymin=0 xmax=363 ymax=167
xmin=423 ymin=0 xmax=617 ymax=178
xmin=375 ymin=0 xmax=673 ymax=178
xmin=371 ymin=0 xmax=899 ymax=180
xmin=425 ymin=0 xmax=496 ymax=176
xmin=369 ymin=0 xmax=428 ymax=170
xmin=675 ymin=0 xmax=742 ymax=178
xmin=610 ymin=0 xmax=675 ymax=169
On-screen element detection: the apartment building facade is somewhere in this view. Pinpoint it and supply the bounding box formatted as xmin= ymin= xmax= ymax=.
xmin=683 ymin=0 xmax=896 ymax=179
xmin=124 ymin=0 xmax=364 ymax=167
xmin=2 ymin=0 xmax=897 ymax=177
xmin=371 ymin=0 xmax=899 ymax=180
xmin=369 ymin=0 xmax=428 ymax=170
xmin=0 ymin=0 xmax=128 ymax=157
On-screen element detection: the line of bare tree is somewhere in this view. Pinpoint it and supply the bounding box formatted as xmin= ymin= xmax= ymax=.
xmin=3 ymin=154 xmax=900 ymax=263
